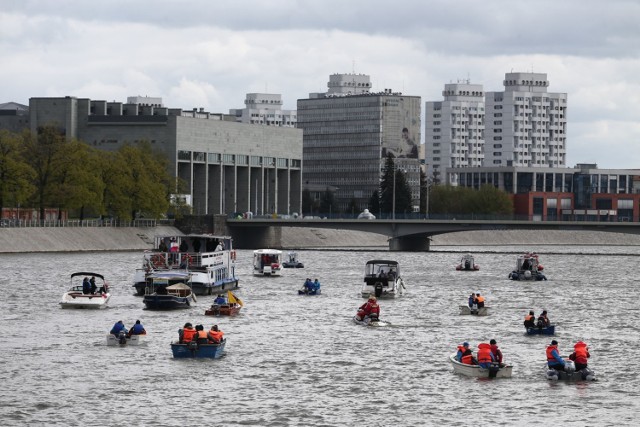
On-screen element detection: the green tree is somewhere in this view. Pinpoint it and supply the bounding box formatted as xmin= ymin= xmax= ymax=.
xmin=319 ymin=187 xmax=338 ymax=216
xmin=368 ymin=190 xmax=379 ymax=216
xmin=0 ymin=129 xmax=35 ymax=209
xmin=379 ymin=154 xmax=412 ymax=217
xmin=346 ymin=197 xmax=359 ymax=217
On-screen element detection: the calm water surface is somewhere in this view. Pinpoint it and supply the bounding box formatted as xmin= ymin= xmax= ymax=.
xmin=1 ymin=245 xmax=639 ymax=426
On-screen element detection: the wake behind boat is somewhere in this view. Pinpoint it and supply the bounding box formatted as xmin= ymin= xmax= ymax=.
xmin=60 ymin=272 xmax=111 ymax=309
xmin=361 ymin=260 xmax=406 ymax=298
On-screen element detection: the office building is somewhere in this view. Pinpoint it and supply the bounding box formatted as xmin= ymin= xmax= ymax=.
xmin=229 ymin=93 xmax=297 ymax=127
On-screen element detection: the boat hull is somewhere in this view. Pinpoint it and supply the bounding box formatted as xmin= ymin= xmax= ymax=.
xmin=547 ymin=368 xmax=596 ymax=381
xmin=459 ymin=305 xmax=489 ymax=316
xmin=106 ymin=334 xmax=145 ymax=346
xmin=526 ymin=325 xmax=555 ymax=335
xmin=143 ymin=295 xmax=191 ymax=310
xmin=449 ymin=354 xmax=513 ymax=378
xmin=60 ymin=292 xmax=111 ymax=309
xmin=171 ymin=340 xmax=226 ymax=358
xmin=205 ymin=305 xmax=241 ymax=316
xmin=361 ymin=278 xmax=406 ymax=299
xmin=134 ymin=273 xmax=239 ymax=296
xmin=283 ymin=262 xmax=304 ymax=268
xmin=509 ymin=271 xmax=547 ymax=281
xmin=352 ymin=316 xmax=390 ymax=327
xmin=298 ymin=289 xmax=321 ymax=295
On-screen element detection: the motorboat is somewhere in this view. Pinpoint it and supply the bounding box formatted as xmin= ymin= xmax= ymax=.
xmin=106 ymin=332 xmax=145 ymax=346
xmin=132 ymin=234 xmax=239 ymax=296
xmin=282 ymin=251 xmax=304 ymax=268
xmin=526 ymin=325 xmax=555 ymax=335
xmin=352 ymin=315 xmax=390 ymax=327
xmin=205 ymin=290 xmax=243 ymax=316
xmin=361 ymin=260 xmax=406 ymax=298
xmin=60 ymin=272 xmax=111 ymax=309
xmin=459 ymin=305 xmax=489 ymax=316
xmin=171 ymin=339 xmax=226 ymax=358
xmin=508 ymin=252 xmax=547 ymax=281
xmin=142 ymin=272 xmax=197 ymax=310
xmin=253 ymin=249 xmax=283 ymax=276
xmin=449 ymin=354 xmax=513 ymax=378
xmin=299 ymin=278 xmax=321 ymax=295
xmin=298 ymin=288 xmax=321 ymax=295
xmin=547 ymin=361 xmax=595 ymax=381
xmin=456 ymin=254 xmax=480 ymax=271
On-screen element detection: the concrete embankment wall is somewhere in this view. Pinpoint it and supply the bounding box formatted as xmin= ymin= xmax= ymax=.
xmin=1 ymin=226 xmax=638 ymax=254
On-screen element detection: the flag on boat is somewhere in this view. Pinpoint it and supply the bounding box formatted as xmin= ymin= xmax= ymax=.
xmin=227 ymin=290 xmax=243 ymax=306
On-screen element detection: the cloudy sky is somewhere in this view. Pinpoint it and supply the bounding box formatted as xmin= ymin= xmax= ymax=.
xmin=2 ymin=0 xmax=639 ymax=168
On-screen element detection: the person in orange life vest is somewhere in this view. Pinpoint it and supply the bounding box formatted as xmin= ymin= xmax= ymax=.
xmin=489 ymin=339 xmax=503 ymax=366
xmin=475 ymin=293 xmax=485 ymax=308
xmin=537 ymin=310 xmax=550 ymax=328
xmin=569 ymin=341 xmax=590 ymax=370
xmin=179 ymin=322 xmax=197 ymax=343
xmin=477 ymin=343 xmax=495 ymax=369
xmin=356 ymin=295 xmax=380 ymax=321
xmin=456 ymin=342 xmax=476 ymax=364
xmin=208 ymin=325 xmax=224 ymax=344
xmin=524 ymin=311 xmax=536 ymax=328
xmin=194 ymin=324 xmax=209 ymax=344
xmin=546 ymin=340 xmax=566 ymax=371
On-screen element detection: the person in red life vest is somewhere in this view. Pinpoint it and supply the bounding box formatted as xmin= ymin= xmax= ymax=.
xmin=489 ymin=339 xmax=503 ymax=366
xmin=546 ymin=339 xmax=566 ymax=371
xmin=179 ymin=322 xmax=197 ymax=343
xmin=524 ymin=310 xmax=536 ymax=328
xmin=208 ymin=325 xmax=225 ymax=344
xmin=476 ymin=343 xmax=495 ymax=369
xmin=355 ymin=295 xmax=380 ymax=321
xmin=569 ymin=341 xmax=590 ymax=371
xmin=456 ymin=342 xmax=476 ymax=365
xmin=475 ymin=293 xmax=485 ymax=308
xmin=194 ymin=324 xmax=209 ymax=344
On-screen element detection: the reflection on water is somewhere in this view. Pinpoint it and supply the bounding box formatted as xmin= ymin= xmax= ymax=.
xmin=1 ymin=246 xmax=639 ymax=426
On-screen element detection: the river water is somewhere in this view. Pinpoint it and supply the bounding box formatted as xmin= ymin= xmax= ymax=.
xmin=1 ymin=245 xmax=639 ymax=426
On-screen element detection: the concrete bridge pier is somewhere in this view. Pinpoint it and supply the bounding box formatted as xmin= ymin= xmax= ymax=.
xmin=388 ymin=234 xmax=431 ymax=252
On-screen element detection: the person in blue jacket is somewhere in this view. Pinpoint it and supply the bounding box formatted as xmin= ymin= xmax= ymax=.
xmin=303 ymin=278 xmax=313 ymax=293
xmin=214 ymin=294 xmax=227 ymax=305
xmin=312 ymin=278 xmax=321 ymax=292
xmin=546 ymin=340 xmax=566 ymax=371
xmin=127 ymin=320 xmax=146 ymax=337
xmin=110 ymin=320 xmax=126 ymax=337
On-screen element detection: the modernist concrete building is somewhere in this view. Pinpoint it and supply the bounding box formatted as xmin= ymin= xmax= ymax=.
xmin=297 ymin=73 xmax=422 ymax=213
xmin=425 ymin=81 xmax=485 ymax=185
xmin=24 ymin=96 xmax=302 ymax=216
xmin=0 ymin=102 xmax=29 ymax=133
xmin=229 ymin=93 xmax=297 ymax=127
xmin=485 ymin=72 xmax=567 ymax=168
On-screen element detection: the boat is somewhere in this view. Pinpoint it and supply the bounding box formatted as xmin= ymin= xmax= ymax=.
xmin=253 ymin=249 xmax=283 ymax=276
xmin=526 ymin=325 xmax=556 ymax=335
xmin=508 ymin=252 xmax=547 ymax=281
xmin=142 ymin=272 xmax=197 ymax=310
xmin=171 ymin=339 xmax=226 ymax=358
xmin=456 ymin=254 xmax=480 ymax=271
xmin=132 ymin=234 xmax=239 ymax=296
xmin=547 ymin=361 xmax=595 ymax=381
xmin=106 ymin=332 xmax=145 ymax=346
xmin=60 ymin=272 xmax=111 ymax=309
xmin=360 ymin=260 xmax=406 ymax=298
xmin=282 ymin=251 xmax=304 ymax=268
xmin=449 ymin=354 xmax=513 ymax=378
xmin=459 ymin=305 xmax=489 ymax=316
xmin=352 ymin=315 xmax=390 ymax=327
xmin=298 ymin=288 xmax=321 ymax=295
xmin=205 ymin=290 xmax=243 ymax=316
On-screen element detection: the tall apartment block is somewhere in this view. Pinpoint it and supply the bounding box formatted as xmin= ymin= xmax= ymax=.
xmin=485 ymin=72 xmax=567 ymax=168
xmin=297 ymin=73 xmax=421 ymax=213
xmin=424 ymin=81 xmax=485 ymax=185
xmin=229 ymin=93 xmax=297 ymax=127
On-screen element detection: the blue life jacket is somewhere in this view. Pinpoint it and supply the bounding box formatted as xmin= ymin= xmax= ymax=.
xmin=131 ymin=324 xmax=145 ymax=334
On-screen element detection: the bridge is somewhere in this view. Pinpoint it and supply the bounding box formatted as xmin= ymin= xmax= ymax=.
xmin=225 ymin=218 xmax=640 ymax=251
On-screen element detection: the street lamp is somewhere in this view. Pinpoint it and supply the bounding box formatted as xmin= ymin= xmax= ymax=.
xmin=425 ymin=176 xmax=433 ymax=219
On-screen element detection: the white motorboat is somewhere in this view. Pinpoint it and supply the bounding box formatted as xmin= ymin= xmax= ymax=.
xmin=253 ymin=249 xmax=283 ymax=276
xmin=361 ymin=260 xmax=406 ymax=298
xmin=459 ymin=305 xmax=489 ymax=316
xmin=106 ymin=333 xmax=145 ymax=346
xmin=456 ymin=253 xmax=480 ymax=271
xmin=449 ymin=353 xmax=513 ymax=378
xmin=508 ymin=252 xmax=547 ymax=281
xmin=132 ymin=234 xmax=239 ymax=296
xmin=60 ymin=272 xmax=111 ymax=309
xmin=352 ymin=315 xmax=391 ymax=327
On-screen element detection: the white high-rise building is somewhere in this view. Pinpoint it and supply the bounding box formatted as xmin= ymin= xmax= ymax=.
xmin=485 ymin=72 xmax=567 ymax=168
xmin=425 ymin=81 xmax=485 ymax=185
xmin=229 ymin=93 xmax=297 ymax=127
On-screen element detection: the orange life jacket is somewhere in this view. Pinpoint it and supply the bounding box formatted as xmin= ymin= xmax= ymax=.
xmin=182 ymin=327 xmax=197 ymax=343
xmin=524 ymin=314 xmax=534 ymax=322
xmin=476 ymin=296 xmax=485 ymax=303
xmin=196 ymin=330 xmax=208 ymax=340
xmin=461 ymin=354 xmax=474 ymax=365
xmin=574 ymin=342 xmax=588 ymax=359
xmin=546 ymin=345 xmax=559 ymax=361
xmin=477 ymin=343 xmax=493 ymax=363
xmin=208 ymin=330 xmax=224 ymax=343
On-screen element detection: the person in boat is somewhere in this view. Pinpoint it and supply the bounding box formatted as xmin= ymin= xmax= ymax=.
xmin=215 ymin=241 xmax=224 ymax=252
xmin=110 ymin=320 xmax=127 ymax=337
xmin=213 ymin=294 xmax=227 ymax=305
xmin=456 ymin=342 xmax=476 ymax=364
xmin=477 ymin=343 xmax=495 ymax=369
xmin=312 ymin=278 xmax=321 ymax=292
xmin=194 ymin=324 xmax=209 ymax=344
xmin=89 ymin=276 xmax=97 ymax=294
xmin=489 ymin=339 xmax=503 ymax=366
xmin=569 ymin=341 xmax=590 ymax=371
xmin=356 ymin=295 xmax=380 ymax=321
xmin=468 ymin=293 xmax=476 ymax=309
xmin=179 ymin=322 xmax=197 ymax=344
xmin=522 ymin=257 xmax=531 ymax=270
xmin=388 ymin=268 xmax=396 ymax=280
xmin=127 ymin=320 xmax=146 ymax=337
xmin=537 ymin=310 xmax=550 ymax=328
xmin=158 ymin=239 xmax=168 ymax=253
xmin=303 ymin=278 xmax=314 ymax=293
xmin=82 ymin=277 xmax=91 ymax=294
xmin=169 ymin=238 xmax=179 ymax=264
xmin=475 ymin=293 xmax=485 ymax=308
xmin=524 ymin=311 xmax=536 ymax=328
xmin=546 ymin=340 xmax=566 ymax=371
xmin=207 ymin=325 xmax=224 ymax=344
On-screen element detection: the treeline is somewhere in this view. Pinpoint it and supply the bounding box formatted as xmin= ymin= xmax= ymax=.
xmin=0 ymin=126 xmax=180 ymax=221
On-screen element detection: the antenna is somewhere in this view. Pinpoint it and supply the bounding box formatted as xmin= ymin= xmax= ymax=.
xmin=352 ymin=59 xmax=355 ymax=74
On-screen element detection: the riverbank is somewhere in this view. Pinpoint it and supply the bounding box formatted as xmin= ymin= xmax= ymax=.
xmin=0 ymin=226 xmax=639 ymax=253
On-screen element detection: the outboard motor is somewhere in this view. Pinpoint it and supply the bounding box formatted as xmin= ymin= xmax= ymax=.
xmin=464 ymin=260 xmax=471 ymax=270
xmin=546 ymin=369 xmax=559 ymax=381
xmin=187 ymin=341 xmax=198 ymax=352
xmin=565 ymin=360 xmax=576 ymax=373
xmin=582 ymin=368 xmax=595 ymax=381
xmin=118 ymin=330 xmax=127 ymax=345
xmin=374 ymin=283 xmax=383 ymax=298
xmin=524 ymin=270 xmax=532 ymax=280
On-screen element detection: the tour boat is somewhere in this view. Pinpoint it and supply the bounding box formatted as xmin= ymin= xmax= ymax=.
xmin=171 ymin=339 xmax=226 ymax=358
xmin=60 ymin=272 xmax=111 ymax=309
xmin=252 ymin=249 xmax=283 ymax=276
xmin=508 ymin=252 xmax=547 ymax=281
xmin=282 ymin=251 xmax=304 ymax=268
xmin=106 ymin=332 xmax=145 ymax=346
xmin=459 ymin=305 xmax=489 ymax=316
xmin=142 ymin=272 xmax=196 ymax=310
xmin=449 ymin=354 xmax=513 ymax=378
xmin=456 ymin=253 xmax=480 ymax=271
xmin=205 ymin=290 xmax=243 ymax=316
xmin=526 ymin=325 xmax=556 ymax=335
xmin=360 ymin=260 xmax=406 ymax=298
xmin=132 ymin=234 xmax=239 ymax=296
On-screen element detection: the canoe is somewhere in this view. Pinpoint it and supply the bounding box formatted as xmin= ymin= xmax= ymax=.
xmin=526 ymin=325 xmax=555 ymax=335
xmin=171 ymin=339 xmax=226 ymax=358
xmin=449 ymin=354 xmax=513 ymax=378
xmin=459 ymin=305 xmax=489 ymax=316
